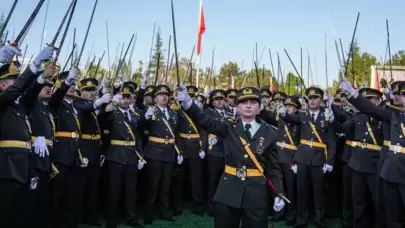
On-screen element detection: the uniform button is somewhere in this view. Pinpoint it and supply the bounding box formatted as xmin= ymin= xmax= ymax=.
xmin=397 ymin=143 xmax=400 ymax=145
xmin=363 ymin=139 xmax=366 ymax=142
xmin=401 ymin=136 xmax=403 ymax=138
xmin=242 ymin=166 xmax=246 ymax=169
xmin=365 ymin=132 xmax=368 ymax=135
xmin=284 ymin=135 xmax=286 ymax=137
xmin=247 ymin=144 xmax=250 ymax=147
xmin=189 ymin=131 xmax=191 ymax=133
xmin=244 ymin=154 xmax=248 ymax=159
xmin=311 ymin=132 xmax=314 ymax=134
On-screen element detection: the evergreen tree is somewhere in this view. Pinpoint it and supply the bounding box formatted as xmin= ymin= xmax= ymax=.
xmin=148 ymin=27 xmax=166 ymax=82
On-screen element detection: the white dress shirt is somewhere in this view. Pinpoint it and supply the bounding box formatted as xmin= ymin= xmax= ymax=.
xmin=242 ymin=120 xmax=261 ymax=138
xmin=158 ymin=107 xmax=170 ymax=119
xmin=309 ymin=110 xmax=320 ymax=121
xmin=119 ymin=108 xmax=131 ymax=122
xmin=64 ymin=99 xmax=78 ymax=115
xmin=216 ymin=109 xmax=226 ymax=117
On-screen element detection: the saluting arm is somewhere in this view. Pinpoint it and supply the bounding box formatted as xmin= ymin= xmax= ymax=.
xmin=281 ymin=112 xmax=301 ymax=125
xmin=183 ymin=102 xmax=228 ymax=138
xmin=48 ymin=81 xmax=70 ymax=110
xmin=335 ymin=118 xmax=355 ymax=134
xmin=260 ymin=109 xmax=279 ymax=126
xmin=0 ymin=67 xmax=39 ymax=110
xmin=19 ymin=76 xmax=44 ymax=110
xmin=349 ymin=96 xmax=390 ymax=122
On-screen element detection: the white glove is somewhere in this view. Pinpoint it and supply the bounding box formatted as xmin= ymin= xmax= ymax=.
xmin=324 ymin=108 xmax=334 ymax=123
xmin=322 ymin=164 xmax=333 ymax=173
xmin=0 ymin=45 xmax=22 ymax=63
xmin=65 ymin=68 xmax=78 ymax=85
xmin=199 ymin=150 xmax=205 ymax=159
xmin=384 ymin=87 xmax=392 ymax=97
xmin=194 ymin=99 xmax=203 ymax=109
xmin=32 ymin=136 xmax=49 ymax=158
xmin=339 ymin=78 xmax=357 ymax=98
xmin=203 ymin=91 xmax=210 ymax=98
xmin=145 ymin=107 xmax=155 ymax=120
xmin=30 ymin=177 xmax=39 ymax=190
xmin=81 ymin=157 xmax=89 ymax=168
xmin=138 ymin=160 xmax=145 ymax=170
xmin=140 ymin=76 xmax=147 ymax=89
xmin=278 ymin=104 xmax=286 ymax=116
xmin=177 ymin=85 xmax=192 ymax=110
xmin=273 ymin=197 xmax=285 ymax=212
xmin=112 ymin=94 xmax=121 ymax=104
xmin=100 ymin=155 xmax=105 ymax=167
xmin=94 ymin=93 xmax=111 ymax=108
xmin=177 ymin=154 xmax=184 ymax=165
xmin=30 ymin=46 xmax=55 ymax=73
xmin=290 ymin=164 xmax=297 ymax=174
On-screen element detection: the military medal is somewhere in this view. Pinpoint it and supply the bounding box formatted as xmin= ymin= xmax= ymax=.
xmin=257 ymin=137 xmax=265 ymax=154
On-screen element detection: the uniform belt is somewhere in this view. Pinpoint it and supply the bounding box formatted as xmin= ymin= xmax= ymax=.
xmin=81 ymin=134 xmax=101 ymax=140
xmin=300 ymin=139 xmax=326 ymax=148
xmin=179 ymin=133 xmax=200 ymax=139
xmin=103 ymin=130 xmax=110 ymax=135
xmin=383 ymin=140 xmax=390 ymax=147
xmin=276 ymin=141 xmax=297 ymax=150
xmin=55 ymin=132 xmax=79 ymax=139
xmin=110 ymin=140 xmax=136 ymax=146
xmin=148 ymin=136 xmax=175 ymax=144
xmin=208 ymin=134 xmax=217 ymax=138
xmin=31 ymin=136 xmax=53 ymax=147
xmin=345 ymin=140 xmax=381 ymax=151
xmin=224 ymin=165 xmax=262 ymax=179
xmin=0 ymin=140 xmax=31 ymax=149
xmin=389 ymin=144 xmax=405 ymax=154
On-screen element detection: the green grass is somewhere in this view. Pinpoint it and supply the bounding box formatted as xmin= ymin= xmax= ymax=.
xmin=79 ymin=210 xmax=341 ymax=228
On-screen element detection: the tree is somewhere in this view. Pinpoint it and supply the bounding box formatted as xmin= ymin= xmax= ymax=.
xmin=392 ymin=50 xmax=405 ymax=66
xmin=344 ymin=39 xmax=377 ymax=87
xmin=148 ymin=27 xmax=166 ymax=80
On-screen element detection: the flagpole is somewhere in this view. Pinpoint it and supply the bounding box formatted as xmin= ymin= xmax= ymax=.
xmin=196 ymin=0 xmax=203 ymax=89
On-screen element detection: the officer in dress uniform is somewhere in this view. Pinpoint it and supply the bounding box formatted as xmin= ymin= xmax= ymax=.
xmin=0 ymin=45 xmax=54 ymax=227
xmin=24 ymin=63 xmax=58 ymax=227
xmin=260 ymin=88 xmax=272 ymax=109
xmin=340 ymin=79 xmax=405 ymax=228
xmin=177 ymin=85 xmax=286 ymax=228
xmin=74 ymin=78 xmax=110 ymax=226
xmin=102 ymin=83 xmax=145 ymax=228
xmin=201 ymin=89 xmax=229 ymax=216
xmin=143 ymin=84 xmax=180 ymax=224
xmin=172 ymin=85 xmax=205 ymax=215
xmin=336 ymin=88 xmax=384 ymax=228
xmin=48 ymin=67 xmax=89 ymax=228
xmin=332 ymin=90 xmax=355 ymax=228
xmin=226 ymin=89 xmax=237 ymax=115
xmin=280 ymin=86 xmax=336 ymax=228
xmin=261 ymin=95 xmax=301 ymax=225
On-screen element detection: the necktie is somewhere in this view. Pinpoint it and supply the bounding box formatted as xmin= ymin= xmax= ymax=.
xmin=221 ymin=111 xmax=225 ymax=117
xmin=124 ymin=112 xmax=130 ymax=122
xmin=163 ymin=109 xmax=168 ymax=119
xmin=245 ymin=124 xmax=252 ymax=141
xmin=311 ymin=113 xmax=315 ymax=122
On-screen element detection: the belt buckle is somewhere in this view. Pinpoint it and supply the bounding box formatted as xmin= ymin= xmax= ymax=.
xmin=393 ymin=145 xmax=401 ymax=154
xmin=49 ymin=141 xmax=53 ymax=147
xmin=164 ymin=139 xmax=169 ymax=144
xmin=236 ymin=168 xmax=247 ymax=180
xmin=361 ymin=142 xmax=367 ymax=149
xmin=72 ymin=132 xmax=77 ymax=138
xmin=92 ymin=135 xmax=97 ymax=140
xmin=27 ymin=142 xmax=32 ymax=149
xmin=187 ymin=134 xmax=191 ymax=139
xmin=280 ymin=142 xmax=285 ymax=149
xmin=124 ymin=141 xmax=130 ymax=146
xmin=308 ymin=140 xmax=313 ymax=147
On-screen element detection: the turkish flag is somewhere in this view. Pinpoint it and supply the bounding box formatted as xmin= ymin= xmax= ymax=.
xmin=197 ymin=3 xmax=205 ymax=56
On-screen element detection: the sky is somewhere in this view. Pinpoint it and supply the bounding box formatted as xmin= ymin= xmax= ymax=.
xmin=1 ymin=0 xmax=405 ymax=88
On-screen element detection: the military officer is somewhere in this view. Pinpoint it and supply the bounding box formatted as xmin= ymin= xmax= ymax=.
xmin=172 ymin=85 xmax=204 ymax=215
xmin=143 ymin=84 xmax=180 ymax=224
xmin=280 ymin=87 xmax=336 ymax=228
xmin=260 ymin=87 xmax=272 ymax=109
xmin=0 ymin=45 xmax=54 ymax=227
xmin=177 ymin=85 xmax=286 ymax=228
xmin=102 ymin=83 xmax=145 ymax=228
xmin=226 ymin=88 xmax=237 ymax=115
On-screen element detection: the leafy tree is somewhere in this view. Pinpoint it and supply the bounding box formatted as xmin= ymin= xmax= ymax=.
xmin=392 ymin=50 xmax=405 ymax=66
